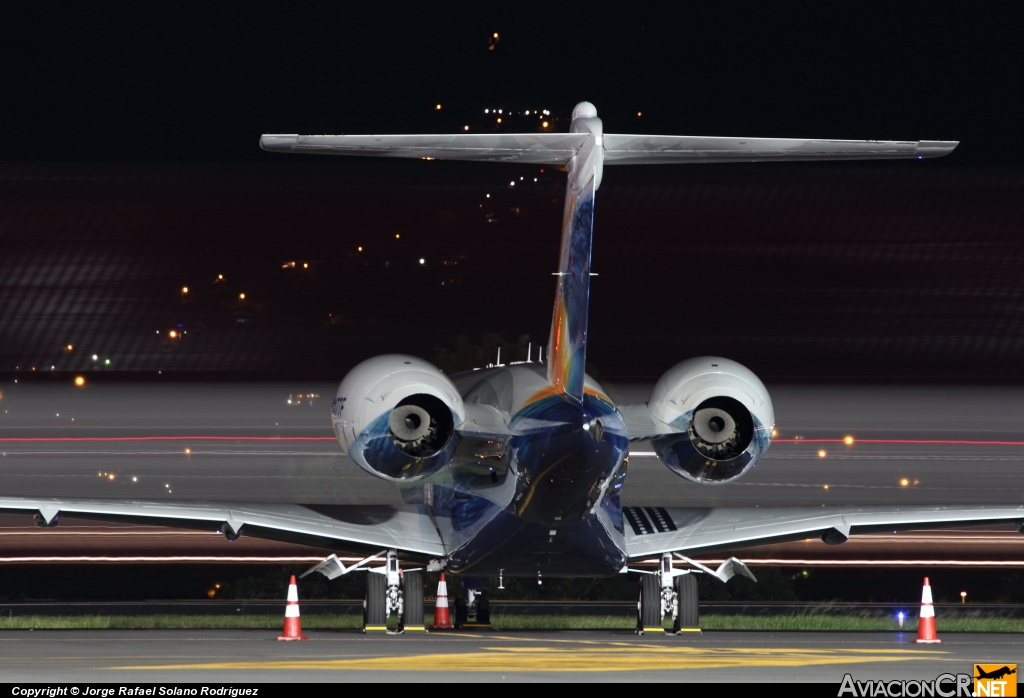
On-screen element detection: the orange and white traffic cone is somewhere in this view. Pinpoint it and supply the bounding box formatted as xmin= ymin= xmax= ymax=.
xmin=915 ymin=577 xmax=942 ymax=644
xmin=432 ymin=573 xmax=454 ymax=631
xmin=277 ymin=575 xmax=309 ymax=641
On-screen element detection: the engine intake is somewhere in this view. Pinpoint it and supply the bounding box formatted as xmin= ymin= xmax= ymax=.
xmin=331 ymin=355 xmax=465 ymax=481
xmin=648 ymin=357 xmax=773 ymax=485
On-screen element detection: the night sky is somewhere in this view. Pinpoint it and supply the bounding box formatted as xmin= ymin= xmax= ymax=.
xmin=2 ymin=5 xmax=1022 ymax=383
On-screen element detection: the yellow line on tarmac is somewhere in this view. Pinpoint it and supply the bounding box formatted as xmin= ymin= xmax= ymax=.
xmin=113 ymin=646 xmax=947 ymax=673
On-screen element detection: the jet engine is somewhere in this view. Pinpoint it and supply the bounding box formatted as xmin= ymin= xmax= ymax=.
xmin=331 ymin=354 xmax=465 ymax=481
xmin=648 ymin=357 xmax=774 ymax=484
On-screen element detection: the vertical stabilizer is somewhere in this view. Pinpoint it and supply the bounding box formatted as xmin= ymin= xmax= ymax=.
xmin=546 ymin=102 xmax=604 ymax=404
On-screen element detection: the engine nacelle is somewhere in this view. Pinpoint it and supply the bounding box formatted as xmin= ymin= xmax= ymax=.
xmin=331 ymin=354 xmax=465 ymax=482
xmin=648 ymin=357 xmax=774 ymax=485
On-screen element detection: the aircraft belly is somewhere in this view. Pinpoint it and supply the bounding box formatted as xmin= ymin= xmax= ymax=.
xmin=444 ymin=507 xmax=627 ymax=577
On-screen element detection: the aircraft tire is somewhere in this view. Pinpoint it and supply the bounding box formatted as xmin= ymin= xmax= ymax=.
xmin=672 ymin=574 xmax=700 ymax=633
xmin=402 ymin=570 xmax=425 ymax=630
xmin=364 ymin=572 xmax=388 ymax=631
xmin=636 ymin=575 xmax=661 ymax=634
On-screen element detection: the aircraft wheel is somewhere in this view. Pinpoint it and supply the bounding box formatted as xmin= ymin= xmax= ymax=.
xmin=363 ymin=572 xmax=388 ymax=632
xmin=636 ymin=575 xmax=661 ymax=634
xmin=402 ymin=570 xmax=425 ymax=631
xmin=672 ymin=573 xmax=700 ymax=634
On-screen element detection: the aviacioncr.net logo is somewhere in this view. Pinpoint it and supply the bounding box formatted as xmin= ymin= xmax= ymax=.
xmin=974 ymin=664 xmax=1017 ymax=697
xmin=838 ymin=673 xmax=973 ymax=697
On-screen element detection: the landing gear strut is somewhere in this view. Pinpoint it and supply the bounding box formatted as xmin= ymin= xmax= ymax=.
xmin=358 ymin=550 xmax=424 ymax=633
xmin=633 ymin=552 xmax=755 ymax=635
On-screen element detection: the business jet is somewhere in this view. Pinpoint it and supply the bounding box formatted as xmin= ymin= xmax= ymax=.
xmin=2 ymin=103 xmax=1020 ymax=634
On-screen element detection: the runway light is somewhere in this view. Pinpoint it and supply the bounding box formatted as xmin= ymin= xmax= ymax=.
xmin=104 ymin=359 xmax=110 ymax=366
xmin=823 ymin=484 xmax=829 ymax=490
xmin=435 ymin=104 xmax=442 ymax=111
xmin=238 ymin=293 xmax=245 ymax=300
xmin=419 ymin=258 xmax=425 ymax=265
xmin=960 ymin=591 xmax=967 ymax=604
xmin=92 ymin=354 xmax=98 ymax=361
xmin=181 ymin=286 xmax=189 ymax=295
xmin=900 ymin=478 xmax=910 ymax=487
xmin=74 ymin=376 xmax=86 ymax=388
xmin=65 ymin=344 xmax=73 ymax=351
xmin=817 ymin=449 xmax=827 ymax=458
xmin=168 ymin=330 xmax=178 ymax=339
xmin=463 ymin=125 xmax=469 ymax=131
xmin=844 ymin=435 xmax=855 ymax=446
xmin=897 ymin=611 xmax=905 ymax=629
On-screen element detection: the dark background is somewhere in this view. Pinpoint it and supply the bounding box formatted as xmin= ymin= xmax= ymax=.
xmin=2 ymin=4 xmax=1022 ymax=384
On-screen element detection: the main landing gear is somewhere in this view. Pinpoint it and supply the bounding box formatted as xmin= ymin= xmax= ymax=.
xmin=302 ymin=549 xmax=427 ymax=634
xmin=635 ymin=553 xmax=755 ymax=635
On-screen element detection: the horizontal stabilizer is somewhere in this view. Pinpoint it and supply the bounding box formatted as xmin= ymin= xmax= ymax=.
xmin=260 ymin=133 xmax=587 ymax=164
xmin=261 ymin=133 xmax=956 ymax=165
xmin=602 ymin=134 xmax=958 ymax=164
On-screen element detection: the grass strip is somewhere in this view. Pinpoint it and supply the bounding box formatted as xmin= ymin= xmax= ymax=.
xmin=0 ymin=614 xmax=1021 ymax=632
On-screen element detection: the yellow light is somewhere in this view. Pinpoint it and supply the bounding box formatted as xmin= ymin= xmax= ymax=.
xmin=817 ymin=449 xmax=827 ymax=458
xmin=435 ymin=104 xmax=442 ymax=111
xmin=302 ymin=262 xmax=308 ymax=269
xmin=239 ymin=293 xmax=245 ymax=300
xmin=74 ymin=376 xmax=86 ymax=387
xmin=463 ymin=125 xmax=470 ymax=131
xmin=637 ymin=111 xmax=642 ymax=117
xmin=541 ymin=121 xmax=549 ymax=128
xmin=395 ymin=234 xmax=400 ymax=239
xmin=493 ymin=32 xmax=499 ymax=38
xmin=107 ymin=473 xmax=115 ymax=481
xmin=823 ymin=484 xmax=830 ymax=490
xmin=217 ymin=274 xmax=224 ymax=281
xmin=357 ymin=246 xmax=363 ymax=252
xmin=185 ymin=448 xmax=191 ymax=455
xmin=66 ymin=344 xmax=73 ymax=351
xmin=844 ymin=435 xmax=854 ymax=446
xmin=900 ymin=478 xmax=910 ymax=487
xmin=496 ymin=118 xmax=502 ymax=123
xmin=771 ymin=428 xmax=778 ymax=438
xmin=181 ymin=286 xmax=189 ymax=294
xmin=168 ymin=330 xmax=178 ymax=339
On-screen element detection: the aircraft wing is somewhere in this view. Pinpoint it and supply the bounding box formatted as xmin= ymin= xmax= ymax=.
xmin=602 ymin=134 xmax=958 ymax=164
xmin=0 ymin=496 xmax=446 ymax=558
xmin=624 ymin=505 xmax=1024 ymax=560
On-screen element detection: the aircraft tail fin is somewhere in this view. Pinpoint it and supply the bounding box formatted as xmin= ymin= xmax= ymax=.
xmin=261 ymin=107 xmax=956 ymax=405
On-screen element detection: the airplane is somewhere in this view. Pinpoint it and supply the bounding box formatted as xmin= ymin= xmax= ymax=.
xmin=2 ymin=101 xmax=1022 ymax=634
xmin=976 ymin=667 xmax=1017 ymax=681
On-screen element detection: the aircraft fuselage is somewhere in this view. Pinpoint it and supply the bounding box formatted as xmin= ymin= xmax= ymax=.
xmin=411 ymin=363 xmax=629 ymax=577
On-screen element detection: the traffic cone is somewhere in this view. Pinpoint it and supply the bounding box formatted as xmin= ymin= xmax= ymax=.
xmin=432 ymin=573 xmax=454 ymax=630
xmin=915 ymin=577 xmax=942 ymax=644
xmin=277 ymin=575 xmax=309 ymax=641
